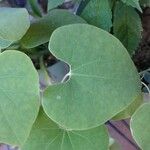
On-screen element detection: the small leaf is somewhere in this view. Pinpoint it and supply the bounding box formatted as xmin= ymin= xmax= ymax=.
xmin=121 ymin=0 xmax=142 ymax=11
xmin=48 ymin=0 xmax=64 ymax=11
xmin=131 ymin=103 xmax=150 ymax=150
xmin=22 ymin=109 xmax=109 ymax=150
xmin=113 ymin=2 xmax=142 ymax=54
xmin=0 ymin=50 xmax=40 ymax=146
xmin=21 ymin=9 xmax=86 ymax=49
xmin=0 ymin=8 xmax=30 ymax=44
xmin=80 ymin=0 xmax=112 ymax=31
xmin=42 ymin=24 xmax=141 ymax=130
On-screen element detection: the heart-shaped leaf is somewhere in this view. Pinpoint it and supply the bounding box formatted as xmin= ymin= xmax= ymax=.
xmin=0 ymin=8 xmax=30 ymax=45
xmin=0 ymin=50 xmax=40 ymax=146
xmin=131 ymin=103 xmax=150 ymax=150
xmin=21 ymin=9 xmax=86 ymax=49
xmin=42 ymin=24 xmax=141 ymax=130
xmin=22 ymin=109 xmax=109 ymax=150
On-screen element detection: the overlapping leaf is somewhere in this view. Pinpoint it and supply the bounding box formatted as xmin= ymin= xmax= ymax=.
xmin=48 ymin=0 xmax=64 ymax=11
xmin=21 ymin=9 xmax=86 ymax=49
xmin=112 ymin=94 xmax=142 ymax=120
xmin=42 ymin=24 xmax=141 ymax=130
xmin=0 ymin=39 xmax=12 ymax=49
xmin=22 ymin=109 xmax=109 ymax=150
xmin=121 ymin=0 xmax=142 ymax=11
xmin=131 ymin=103 xmax=150 ymax=150
xmin=0 ymin=50 xmax=40 ymax=146
xmin=0 ymin=8 xmax=30 ymax=49
xmin=80 ymin=0 xmax=112 ymax=31
xmin=113 ymin=2 xmax=142 ymax=54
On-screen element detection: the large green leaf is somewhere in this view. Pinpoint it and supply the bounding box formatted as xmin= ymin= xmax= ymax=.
xmin=21 ymin=9 xmax=86 ymax=49
xmin=42 ymin=24 xmax=141 ymax=130
xmin=48 ymin=0 xmax=64 ymax=11
xmin=0 ymin=39 xmax=12 ymax=49
xmin=131 ymin=103 xmax=150 ymax=150
xmin=112 ymin=94 xmax=142 ymax=120
xmin=0 ymin=8 xmax=30 ymax=44
xmin=80 ymin=0 xmax=112 ymax=31
xmin=113 ymin=2 xmax=142 ymax=54
xmin=22 ymin=109 xmax=109 ymax=150
xmin=0 ymin=50 xmax=40 ymax=146
xmin=121 ymin=0 xmax=142 ymax=11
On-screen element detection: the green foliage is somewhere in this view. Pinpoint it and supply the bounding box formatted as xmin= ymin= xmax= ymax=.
xmin=113 ymin=2 xmax=142 ymax=54
xmin=0 ymin=1 xmax=148 ymax=149
xmin=0 ymin=39 xmax=12 ymax=49
xmin=22 ymin=109 xmax=109 ymax=150
xmin=121 ymin=0 xmax=142 ymax=11
xmin=131 ymin=103 xmax=150 ymax=150
xmin=0 ymin=50 xmax=40 ymax=146
xmin=21 ymin=9 xmax=86 ymax=49
xmin=42 ymin=24 xmax=141 ymax=130
xmin=112 ymin=94 xmax=143 ymax=120
xmin=48 ymin=0 xmax=64 ymax=11
xmin=0 ymin=8 xmax=30 ymax=49
xmin=80 ymin=0 xmax=112 ymax=31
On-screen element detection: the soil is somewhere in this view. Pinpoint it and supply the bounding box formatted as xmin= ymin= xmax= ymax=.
xmin=133 ymin=7 xmax=150 ymax=71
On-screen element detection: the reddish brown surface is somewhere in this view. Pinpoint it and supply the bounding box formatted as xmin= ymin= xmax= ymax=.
xmin=133 ymin=7 xmax=150 ymax=71
xmin=107 ymin=120 xmax=140 ymax=150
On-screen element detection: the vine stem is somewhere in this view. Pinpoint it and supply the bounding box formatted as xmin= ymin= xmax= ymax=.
xmin=142 ymin=81 xmax=150 ymax=95
xmin=61 ymin=72 xmax=71 ymax=83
